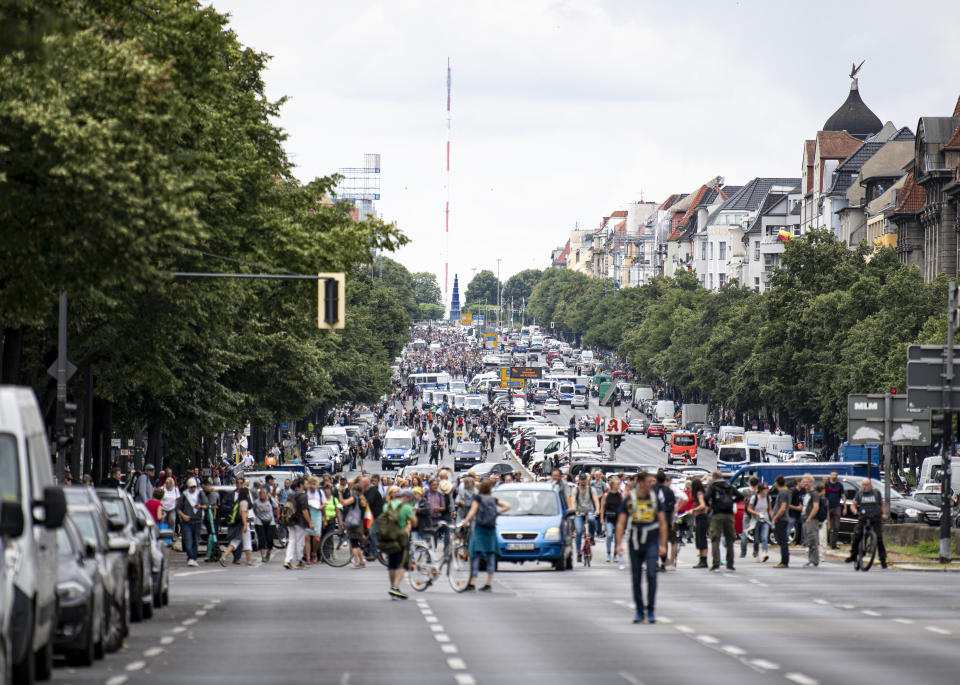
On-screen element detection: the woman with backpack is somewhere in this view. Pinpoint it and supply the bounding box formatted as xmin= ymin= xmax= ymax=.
xmin=340 ymin=479 xmax=370 ymax=568
xmin=747 ymin=481 xmax=771 ymax=562
xmin=461 ymin=478 xmax=511 ymax=592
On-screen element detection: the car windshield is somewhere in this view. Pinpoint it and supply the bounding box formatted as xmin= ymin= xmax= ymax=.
xmin=496 ymin=490 xmax=560 ymax=516
xmin=100 ymin=497 xmax=129 ymax=523
xmin=64 ymin=488 xmax=95 ymax=505
xmin=71 ymin=512 xmax=100 ymax=547
xmin=0 ymin=434 xmax=20 ymax=503
xmin=57 ymin=527 xmax=75 ymax=556
xmin=720 ymin=447 xmax=748 ymax=461
xmin=457 ymin=443 xmax=481 ymax=454
xmin=673 ymin=435 xmax=695 ymax=446
xmin=384 ymin=437 xmax=413 ymax=450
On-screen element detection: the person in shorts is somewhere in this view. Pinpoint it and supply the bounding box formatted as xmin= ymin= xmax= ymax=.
xmin=385 ymin=488 xmax=417 ymax=599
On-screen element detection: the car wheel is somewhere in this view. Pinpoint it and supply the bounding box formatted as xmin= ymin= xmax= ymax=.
xmin=161 ymin=587 xmax=169 ymax=607
xmin=34 ymin=638 xmax=53 ymax=681
xmin=142 ymin=595 xmax=153 ymax=620
xmin=69 ymin=612 xmax=96 ymax=667
xmin=12 ymin=620 xmax=35 ymax=685
xmin=129 ymin=578 xmax=143 ymax=623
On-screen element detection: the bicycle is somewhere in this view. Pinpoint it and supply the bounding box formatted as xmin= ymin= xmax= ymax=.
xmin=582 ymin=523 xmax=592 ymax=567
xmin=320 ymin=525 xmax=388 ymax=567
xmin=855 ymin=517 xmax=878 ymax=572
xmin=407 ymin=522 xmax=472 ymax=592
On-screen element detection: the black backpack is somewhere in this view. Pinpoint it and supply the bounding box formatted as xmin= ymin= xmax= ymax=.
xmin=476 ymin=495 xmax=498 ymax=528
xmin=816 ymin=496 xmax=829 ymax=523
xmin=712 ymin=482 xmax=735 ymax=514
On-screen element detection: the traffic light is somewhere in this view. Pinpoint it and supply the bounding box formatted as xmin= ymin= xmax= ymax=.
xmin=576 ymin=366 xmax=582 ymax=375
xmin=57 ymin=401 xmax=77 ymax=448
xmin=890 ymin=387 xmax=897 ymax=394
xmin=317 ymin=273 xmax=346 ymax=329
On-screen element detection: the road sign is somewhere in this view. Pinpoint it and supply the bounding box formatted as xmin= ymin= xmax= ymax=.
xmin=483 ymin=333 xmax=498 ymax=350
xmin=510 ymin=366 xmax=542 ymax=379
xmin=500 ymin=368 xmax=523 ymax=388
xmin=847 ymin=394 xmax=931 ymax=446
xmin=604 ymin=418 xmax=628 ymax=436
xmin=475 ymin=315 xmax=484 ymax=325
xmin=906 ymin=344 xmax=960 ymax=409
xmin=460 ymin=313 xmax=473 ymax=325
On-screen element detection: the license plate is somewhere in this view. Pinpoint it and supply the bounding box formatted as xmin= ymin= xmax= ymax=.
xmin=506 ymin=543 xmax=535 ymax=551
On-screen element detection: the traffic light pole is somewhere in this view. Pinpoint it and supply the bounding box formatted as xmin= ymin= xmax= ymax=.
xmin=54 ymin=291 xmax=68 ymax=483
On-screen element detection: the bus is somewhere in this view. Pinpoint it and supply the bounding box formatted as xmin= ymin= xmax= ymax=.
xmin=408 ymin=372 xmax=451 ymax=389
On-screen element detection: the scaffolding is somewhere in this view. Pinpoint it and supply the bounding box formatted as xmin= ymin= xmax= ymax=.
xmin=337 ymin=153 xmax=381 ymax=221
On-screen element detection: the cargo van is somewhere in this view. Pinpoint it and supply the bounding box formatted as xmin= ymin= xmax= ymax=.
xmin=716 ymin=426 xmax=745 ymax=448
xmin=918 ymin=456 xmax=960 ymax=494
xmin=632 ymin=386 xmax=654 ymax=408
xmin=764 ymin=433 xmax=794 ymax=461
xmin=668 ymin=432 xmax=698 ymax=465
xmin=1 ymin=386 xmax=68 ymax=682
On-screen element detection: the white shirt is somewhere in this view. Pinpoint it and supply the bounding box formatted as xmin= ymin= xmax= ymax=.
xmin=185 ymin=488 xmax=200 ymax=508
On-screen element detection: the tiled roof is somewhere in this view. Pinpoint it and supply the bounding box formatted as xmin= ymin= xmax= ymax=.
xmin=610 ymin=210 xmax=628 ymax=218
xmin=945 ymin=122 xmax=960 ymax=149
xmin=893 ymin=172 xmax=926 ymax=213
xmin=953 ymin=94 xmax=960 ymax=120
xmin=658 ymin=193 xmax=686 ymax=211
xmin=817 ymin=130 xmax=862 ymax=159
xmin=827 ymin=142 xmax=884 ymax=195
xmin=722 ymin=177 xmax=802 ymax=211
xmin=744 ymin=193 xmax=787 ymax=234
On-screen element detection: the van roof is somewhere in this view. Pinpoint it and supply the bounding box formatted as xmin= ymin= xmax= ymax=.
xmin=0 ymin=385 xmax=45 ymax=435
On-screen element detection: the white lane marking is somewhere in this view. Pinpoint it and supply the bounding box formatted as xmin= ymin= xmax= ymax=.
xmin=756 ymin=582 xmax=769 ymax=587
xmin=430 ymin=624 xmax=444 ymax=632
xmin=696 ymin=634 xmax=719 ymax=645
xmin=125 ymin=661 xmax=146 ymax=672
xmin=748 ymin=578 xmax=760 ymax=584
xmin=813 ymin=599 xmax=829 ymax=605
xmin=159 ymin=635 xmax=175 ymax=645
xmin=441 ymin=644 xmax=459 ymax=654
xmin=925 ymin=626 xmax=952 ymax=635
xmin=416 ymin=601 xmax=429 ymax=608
xmin=454 ymin=675 xmax=477 ymax=685
xmin=210 ymin=598 xmax=221 ymax=604
xmin=425 ymin=616 xmax=439 ymax=623
xmin=893 ymin=618 xmax=915 ymax=624
xmin=203 ymin=603 xmax=215 ymax=610
xmin=105 ymin=676 xmax=129 ymax=685
xmin=862 ymin=610 xmax=881 ymax=617
xmin=656 ymin=616 xmax=672 ymax=624
xmin=195 ymin=609 xmax=207 ymax=616
xmin=619 ymin=672 xmax=644 ymax=685
xmin=674 ymin=625 xmax=694 ymax=633
xmin=447 ymin=657 xmax=467 ymax=670
xmin=173 ymin=569 xmax=222 ymax=578
xmin=182 ymin=618 xmax=198 ymax=626
xmin=420 ymin=608 xmax=434 ymax=615
xmin=143 ymin=646 xmax=164 ymax=657
xmin=785 ymin=674 xmax=819 ymax=685
xmin=435 ymin=634 xmax=451 ymax=643
xmin=838 ymin=604 xmax=855 ymax=610
xmin=340 ymin=672 xmax=351 ymax=685
xmin=170 ymin=626 xmax=186 ymax=634
xmin=750 ymin=659 xmax=780 ymax=670
xmin=722 ymin=645 xmax=746 ymax=656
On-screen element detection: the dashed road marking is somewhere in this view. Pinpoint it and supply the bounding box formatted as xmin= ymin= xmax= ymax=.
xmin=812 ymin=599 xmax=829 ymax=605
xmin=454 ymin=675 xmax=477 ymax=685
xmin=785 ymin=673 xmax=819 ymax=685
xmin=748 ymin=578 xmax=760 ymax=584
xmin=838 ymin=604 xmax=855 ymax=610
xmin=105 ymin=676 xmax=129 ymax=685
xmin=441 ymin=644 xmax=459 ymax=654
xmin=435 ymin=634 xmax=451 ymax=643
xmin=619 ymin=672 xmax=644 ymax=685
xmin=862 ymin=610 xmax=881 ymax=617
xmin=125 ymin=661 xmax=146 ymax=672
xmin=170 ymin=626 xmax=186 ymax=634
xmin=160 ymin=636 xmax=175 ymax=645
xmin=925 ymin=626 xmax=952 ymax=635
xmin=447 ymin=657 xmax=467 ymax=670
xmin=143 ymin=647 xmax=164 ymax=658
xmin=750 ymin=659 xmax=780 ymax=670
xmin=203 ymin=603 xmax=215 ymax=610
xmin=181 ymin=617 xmax=198 ymax=626
xmin=425 ymin=616 xmax=439 ymax=623
xmin=722 ymin=645 xmax=746 ymax=656
xmin=696 ymin=634 xmax=719 ymax=645
xmin=893 ymin=618 xmax=915 ymax=624
xmin=756 ymin=582 xmax=769 ymax=587
xmin=430 ymin=624 xmax=444 ymax=632
xmin=195 ymin=609 xmax=207 ymax=616
xmin=674 ymin=625 xmax=694 ymax=633
xmin=656 ymin=616 xmax=672 ymax=624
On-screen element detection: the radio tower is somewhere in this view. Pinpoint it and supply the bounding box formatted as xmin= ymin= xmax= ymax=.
xmin=444 ymin=57 xmax=451 ymax=296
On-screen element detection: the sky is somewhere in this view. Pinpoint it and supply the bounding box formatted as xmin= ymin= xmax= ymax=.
xmin=212 ymin=0 xmax=960 ymax=290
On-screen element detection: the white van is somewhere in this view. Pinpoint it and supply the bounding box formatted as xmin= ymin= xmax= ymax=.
xmin=765 ymin=433 xmax=794 ymax=461
xmin=654 ymin=400 xmax=675 ymax=421
xmin=1 ymin=386 xmax=68 ymax=681
xmin=381 ymin=429 xmax=419 ymax=470
xmin=580 ymin=350 xmax=595 ymax=363
xmin=716 ymin=426 xmax=745 ymax=447
xmin=919 ymin=456 xmax=960 ymax=493
xmin=743 ymin=431 xmax=771 ymax=450
xmin=717 ymin=444 xmax=766 ymax=475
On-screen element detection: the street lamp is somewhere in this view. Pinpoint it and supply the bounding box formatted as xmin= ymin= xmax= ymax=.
xmin=496 ymin=258 xmax=502 ymax=333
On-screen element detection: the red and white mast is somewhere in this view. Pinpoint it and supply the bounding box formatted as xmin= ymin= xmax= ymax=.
xmin=444 ymin=57 xmax=451 ymax=295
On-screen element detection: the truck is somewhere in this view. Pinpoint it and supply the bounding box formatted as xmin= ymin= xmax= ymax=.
xmin=654 ymin=400 xmax=675 ymax=422
xmin=837 ymin=442 xmax=880 ymax=466
xmin=633 ymin=386 xmax=654 ymax=408
xmin=680 ymin=403 xmax=707 ymax=428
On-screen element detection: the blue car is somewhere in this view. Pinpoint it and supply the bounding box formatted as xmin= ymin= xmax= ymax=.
xmin=493 ymin=483 xmax=574 ymax=571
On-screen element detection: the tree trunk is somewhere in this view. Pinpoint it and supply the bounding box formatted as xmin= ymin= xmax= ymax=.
xmin=0 ymin=326 xmax=23 ymax=385
xmin=92 ymin=399 xmax=112 ymax=484
xmin=145 ymin=422 xmax=164 ymax=472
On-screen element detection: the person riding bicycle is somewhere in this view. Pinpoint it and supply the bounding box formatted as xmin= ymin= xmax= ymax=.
xmin=845 ymin=478 xmax=888 ymax=570
xmin=572 ymin=474 xmax=600 ymax=563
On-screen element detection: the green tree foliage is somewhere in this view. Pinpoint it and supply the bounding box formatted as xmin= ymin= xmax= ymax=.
xmin=526 ymin=232 xmax=944 ymax=442
xmin=418 ymin=303 xmax=445 ymax=320
xmin=412 ymin=272 xmax=443 ymax=306
xmin=464 ymin=270 xmax=500 ymax=306
xmin=502 ymin=269 xmax=542 ymax=306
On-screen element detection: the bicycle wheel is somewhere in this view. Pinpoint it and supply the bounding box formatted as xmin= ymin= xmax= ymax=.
xmin=273 ymin=525 xmax=288 ymax=550
xmin=320 ymin=529 xmax=351 ymax=567
xmin=447 ymin=545 xmax=472 ymax=592
xmin=584 ymin=544 xmax=591 ymax=567
xmin=408 ymin=545 xmax=434 ymax=592
xmin=376 ymin=549 xmax=389 ymax=567
xmin=859 ymin=528 xmax=877 ymax=571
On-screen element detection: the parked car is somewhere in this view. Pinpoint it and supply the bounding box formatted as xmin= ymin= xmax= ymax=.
xmin=133 ymin=503 xmax=171 ymax=609
xmin=67 ymin=503 xmax=129 ymax=653
xmin=493 ymin=482 xmax=574 ymax=571
xmin=544 ymin=398 xmax=561 ymax=414
xmin=95 ymin=488 xmax=154 ymax=622
xmin=1 ymin=385 xmax=67 ymax=684
xmin=54 ymin=518 xmax=105 ymax=665
xmin=454 ymin=442 xmax=484 ymax=471
xmin=467 ymin=462 xmax=516 ymax=479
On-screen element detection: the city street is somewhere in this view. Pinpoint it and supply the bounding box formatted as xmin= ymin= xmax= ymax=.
xmin=59 ymin=532 xmax=960 ymax=685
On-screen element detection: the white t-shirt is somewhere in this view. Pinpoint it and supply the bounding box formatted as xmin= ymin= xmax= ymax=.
xmin=161 ymin=486 xmax=180 ymax=512
xmin=185 ymin=489 xmax=200 ymax=508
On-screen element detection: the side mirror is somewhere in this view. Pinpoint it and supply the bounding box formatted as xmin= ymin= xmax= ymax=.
xmin=106 ymin=518 xmax=124 ymax=533
xmin=107 ymin=535 xmax=130 ymax=553
xmin=135 ymin=517 xmax=146 ymax=532
xmin=0 ymin=500 xmax=25 ymax=538
xmin=85 ymin=542 xmax=97 ymax=559
xmin=38 ymin=486 xmax=67 ymax=529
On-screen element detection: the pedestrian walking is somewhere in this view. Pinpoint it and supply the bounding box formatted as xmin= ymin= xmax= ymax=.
xmin=135 ymin=464 xmax=155 ymax=503
xmin=462 ymin=478 xmax=511 ymax=591
xmin=747 ymin=482 xmax=770 ymax=562
xmin=364 ymin=476 xmax=384 ymax=560
xmin=283 ymin=478 xmax=311 ymax=570
xmin=689 ymin=477 xmax=709 ymax=568
xmin=378 ymin=487 xmax=417 ymax=599
xmin=802 ymin=478 xmax=822 ymax=567
xmin=771 ymin=475 xmax=791 ymax=568
xmin=160 ymin=477 xmax=180 ymax=534
xmin=705 ymin=471 xmax=742 ymax=571
xmin=823 ymin=471 xmax=845 ymax=549
xmin=615 ymin=472 xmax=668 ymax=624
xmin=740 ymin=476 xmax=759 ymax=559
xmin=219 ymin=486 xmax=254 ymax=567
xmin=254 ymin=487 xmax=277 ymax=563
xmin=176 ymin=478 xmax=206 ymax=567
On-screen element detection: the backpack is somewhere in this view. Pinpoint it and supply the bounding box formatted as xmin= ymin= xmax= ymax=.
xmin=475 ymin=495 xmax=498 ymax=528
xmin=712 ymin=482 xmax=735 ymax=514
xmin=816 ymin=496 xmax=829 ymax=523
xmin=278 ymin=499 xmax=297 ymax=527
xmin=377 ymin=504 xmax=405 ymax=554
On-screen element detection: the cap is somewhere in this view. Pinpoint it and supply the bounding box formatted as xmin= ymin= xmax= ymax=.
xmin=413 ymin=487 xmax=423 ymax=495
xmin=144 ymin=463 xmax=155 ymax=471
xmin=398 ymin=488 xmax=414 ymax=499
xmin=186 ymin=478 xmax=197 ymax=488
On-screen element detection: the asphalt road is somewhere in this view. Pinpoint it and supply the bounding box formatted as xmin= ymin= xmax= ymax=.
xmin=58 ymin=531 xmax=960 ymax=685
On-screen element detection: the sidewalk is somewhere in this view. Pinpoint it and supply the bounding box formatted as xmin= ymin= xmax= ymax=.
xmin=820 ymin=543 xmax=960 ymax=572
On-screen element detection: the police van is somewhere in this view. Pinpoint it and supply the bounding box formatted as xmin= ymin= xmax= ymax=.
xmin=380 ymin=429 xmax=419 ymax=471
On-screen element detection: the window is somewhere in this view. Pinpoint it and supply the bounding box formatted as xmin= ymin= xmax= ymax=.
xmin=709 ymin=242 xmax=714 ymax=260
xmin=709 ymin=274 xmax=714 ymax=289
xmin=701 ymin=241 xmax=707 ymax=260
xmin=753 ymin=241 xmax=760 ymax=260
xmin=754 ymin=277 xmax=760 ymax=292
xmin=719 ymin=272 xmax=726 ymax=285
xmin=719 ymin=242 xmax=726 ymax=260
xmin=0 ymin=434 xmax=20 ymax=503
xmin=793 ymin=225 xmax=801 ymax=237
